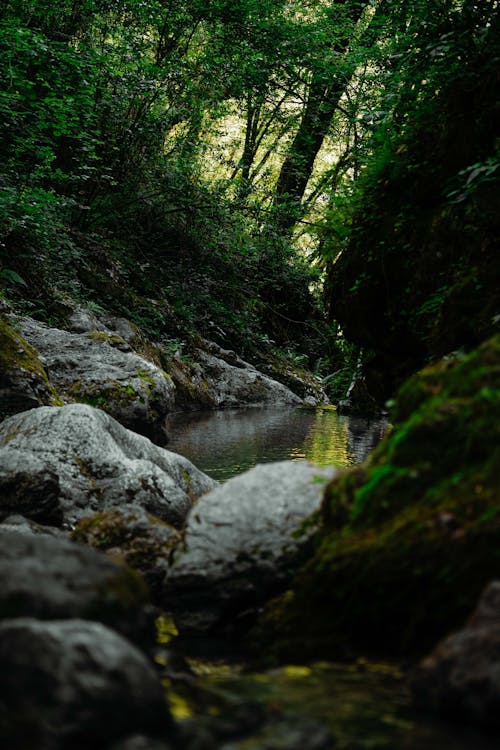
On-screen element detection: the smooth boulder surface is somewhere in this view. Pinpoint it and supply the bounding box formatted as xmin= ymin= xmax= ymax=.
xmin=411 ymin=580 xmax=500 ymax=729
xmin=165 ymin=461 xmax=337 ymax=632
xmin=0 ymin=529 xmax=151 ymax=645
xmin=0 ymin=618 xmax=171 ymax=749
xmin=19 ymin=316 xmax=175 ymax=444
xmin=0 ymin=404 xmax=217 ymax=528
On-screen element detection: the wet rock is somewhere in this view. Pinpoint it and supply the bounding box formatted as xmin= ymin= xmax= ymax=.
xmin=219 ymin=714 xmax=334 ymax=750
xmin=411 ymin=580 xmax=500 ymax=729
xmin=73 ymin=505 xmax=181 ymax=599
xmin=0 ymin=529 xmax=152 ymax=646
xmin=0 ymin=316 xmax=60 ymax=422
xmin=165 ymin=461 xmax=336 ymax=632
xmin=0 ymin=404 xmax=217 ymax=528
xmin=0 ymin=618 xmax=171 ymax=748
xmin=19 ymin=316 xmax=175 ymax=444
xmin=0 ymin=451 xmax=63 ymax=525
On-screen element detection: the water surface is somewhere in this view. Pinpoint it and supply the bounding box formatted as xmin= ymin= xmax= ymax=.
xmin=166 ymin=406 xmax=388 ymax=481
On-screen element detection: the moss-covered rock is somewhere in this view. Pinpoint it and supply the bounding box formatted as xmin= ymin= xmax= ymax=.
xmin=0 ymin=316 xmax=61 ymax=420
xmin=254 ymin=337 xmax=500 ymax=661
xmin=72 ymin=506 xmax=181 ymax=599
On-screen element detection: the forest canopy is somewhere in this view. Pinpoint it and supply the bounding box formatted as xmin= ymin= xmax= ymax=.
xmin=0 ymin=0 xmax=498 ymax=390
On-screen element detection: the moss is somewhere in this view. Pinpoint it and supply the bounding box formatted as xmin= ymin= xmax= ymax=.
xmin=255 ymin=336 xmax=500 ymax=661
xmin=0 ymin=317 xmax=62 ymax=404
xmin=72 ymin=510 xmax=181 ymax=598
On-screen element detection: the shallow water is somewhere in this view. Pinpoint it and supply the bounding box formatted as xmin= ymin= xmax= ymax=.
xmin=166 ymin=406 xmax=388 ymax=481
xmin=190 ymin=660 xmax=498 ymax=750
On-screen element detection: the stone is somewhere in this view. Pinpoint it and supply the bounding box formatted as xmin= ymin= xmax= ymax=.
xmin=108 ymin=736 xmax=174 ymax=750
xmin=0 ymin=316 xmax=60 ymax=422
xmin=0 ymin=529 xmax=152 ymax=646
xmin=0 ymin=451 xmax=63 ymax=525
xmin=411 ymin=580 xmax=500 ymax=729
xmin=0 ymin=618 xmax=171 ymax=748
xmin=165 ymin=461 xmax=336 ymax=632
xmin=19 ymin=315 xmax=176 ymax=444
xmin=0 ymin=404 xmax=217 ymax=528
xmin=167 ymin=339 xmax=303 ymax=410
xmin=73 ymin=505 xmax=181 ymax=599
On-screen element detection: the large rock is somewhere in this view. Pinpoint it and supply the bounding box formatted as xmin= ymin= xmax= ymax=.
xmin=0 ymin=529 xmax=152 ymax=645
xmin=0 ymin=404 xmax=217 ymax=528
xmin=0 ymin=618 xmax=171 ymax=748
xmin=0 ymin=316 xmax=60 ymax=422
xmin=18 ymin=316 xmax=176 ymax=444
xmin=167 ymin=340 xmax=303 ymax=410
xmin=165 ymin=461 xmax=337 ymax=632
xmin=411 ymin=581 xmax=500 ymax=729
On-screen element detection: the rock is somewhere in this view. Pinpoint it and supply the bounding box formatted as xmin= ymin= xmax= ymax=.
xmin=108 ymin=737 xmax=174 ymax=750
xmin=411 ymin=580 xmax=500 ymax=729
xmin=0 ymin=514 xmax=67 ymax=538
xmin=337 ymin=371 xmax=383 ymax=416
xmin=0 ymin=316 xmax=60 ymax=422
xmin=218 ymin=714 xmax=334 ymax=750
xmin=0 ymin=404 xmax=217 ymax=528
xmin=73 ymin=505 xmax=181 ymax=599
xmin=18 ymin=315 xmax=175 ymax=444
xmin=0 ymin=618 xmax=172 ymax=748
xmin=0 ymin=529 xmax=152 ymax=646
xmin=165 ymin=461 xmax=336 ymax=633
xmin=0 ymin=451 xmax=63 ymax=525
xmin=167 ymin=340 xmax=303 ymax=410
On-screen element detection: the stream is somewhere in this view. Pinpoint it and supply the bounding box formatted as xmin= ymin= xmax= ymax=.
xmin=165 ymin=405 xmax=388 ymax=480
xmin=163 ymin=406 xmax=495 ymax=749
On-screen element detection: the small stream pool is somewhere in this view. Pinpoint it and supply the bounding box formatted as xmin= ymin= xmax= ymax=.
xmin=165 ymin=405 xmax=388 ymax=481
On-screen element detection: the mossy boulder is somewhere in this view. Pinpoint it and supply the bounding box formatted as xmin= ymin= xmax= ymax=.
xmin=0 ymin=316 xmax=61 ymax=421
xmin=72 ymin=506 xmax=181 ymax=599
xmin=255 ymin=336 xmax=500 ymax=660
xmin=18 ymin=316 xmax=176 ymax=445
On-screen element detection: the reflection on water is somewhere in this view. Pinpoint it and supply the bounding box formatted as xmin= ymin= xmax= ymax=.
xmin=165 ymin=406 xmax=388 ymax=481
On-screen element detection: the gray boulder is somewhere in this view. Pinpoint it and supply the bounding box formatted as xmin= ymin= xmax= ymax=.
xmin=0 ymin=529 xmax=152 ymax=645
xmin=0 ymin=404 xmax=217 ymax=528
xmin=19 ymin=316 xmax=175 ymax=444
xmin=168 ymin=340 xmax=303 ymax=410
xmin=165 ymin=461 xmax=337 ymax=632
xmin=411 ymin=580 xmax=500 ymax=729
xmin=0 ymin=618 xmax=172 ymax=748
